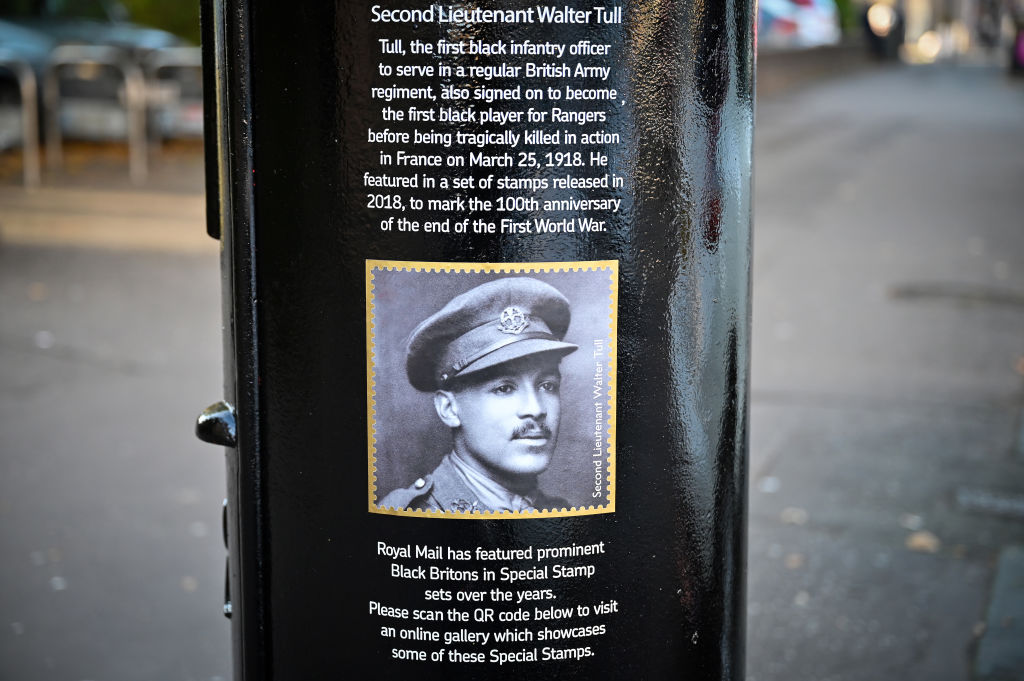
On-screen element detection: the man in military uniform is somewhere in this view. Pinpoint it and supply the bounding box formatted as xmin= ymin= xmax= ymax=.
xmin=379 ymin=277 xmax=577 ymax=513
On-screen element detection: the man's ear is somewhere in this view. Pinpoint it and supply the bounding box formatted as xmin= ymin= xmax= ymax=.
xmin=433 ymin=390 xmax=461 ymax=428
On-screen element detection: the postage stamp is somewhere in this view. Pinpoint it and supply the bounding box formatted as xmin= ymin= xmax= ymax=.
xmin=367 ymin=260 xmax=618 ymax=518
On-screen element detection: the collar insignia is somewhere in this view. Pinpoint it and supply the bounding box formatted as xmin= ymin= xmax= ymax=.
xmin=450 ymin=498 xmax=479 ymax=513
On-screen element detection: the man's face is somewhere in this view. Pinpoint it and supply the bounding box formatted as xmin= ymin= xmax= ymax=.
xmin=443 ymin=355 xmax=562 ymax=485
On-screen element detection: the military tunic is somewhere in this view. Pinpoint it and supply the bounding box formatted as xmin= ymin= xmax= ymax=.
xmin=380 ymin=454 xmax=568 ymax=513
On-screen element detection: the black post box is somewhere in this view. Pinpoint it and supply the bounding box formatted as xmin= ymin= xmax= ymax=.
xmin=197 ymin=1 xmax=754 ymax=679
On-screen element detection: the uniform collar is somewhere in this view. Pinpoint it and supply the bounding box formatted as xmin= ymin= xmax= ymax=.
xmin=445 ymin=452 xmax=540 ymax=512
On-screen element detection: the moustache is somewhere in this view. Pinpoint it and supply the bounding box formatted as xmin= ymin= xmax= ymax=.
xmin=511 ymin=422 xmax=552 ymax=440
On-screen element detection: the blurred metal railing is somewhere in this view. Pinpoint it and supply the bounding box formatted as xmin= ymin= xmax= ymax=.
xmin=44 ymin=45 xmax=148 ymax=184
xmin=0 ymin=51 xmax=41 ymax=189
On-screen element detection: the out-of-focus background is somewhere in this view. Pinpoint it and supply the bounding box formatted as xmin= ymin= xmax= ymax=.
xmin=1 ymin=0 xmax=1022 ymax=679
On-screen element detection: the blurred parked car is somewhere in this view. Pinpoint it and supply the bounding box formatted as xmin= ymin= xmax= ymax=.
xmin=0 ymin=19 xmax=54 ymax=150
xmin=144 ymin=46 xmax=203 ymax=140
xmin=2 ymin=0 xmax=185 ymax=56
xmin=758 ymin=0 xmax=843 ymax=49
xmin=0 ymin=17 xmax=55 ymax=73
xmin=1 ymin=0 xmax=200 ymax=145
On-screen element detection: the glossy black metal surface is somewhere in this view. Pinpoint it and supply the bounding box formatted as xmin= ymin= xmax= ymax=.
xmin=205 ymin=1 xmax=752 ymax=678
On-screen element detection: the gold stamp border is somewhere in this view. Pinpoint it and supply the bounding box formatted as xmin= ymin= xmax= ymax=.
xmin=366 ymin=259 xmax=619 ymax=519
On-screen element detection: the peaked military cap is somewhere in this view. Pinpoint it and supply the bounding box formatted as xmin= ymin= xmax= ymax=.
xmin=406 ymin=277 xmax=578 ymax=392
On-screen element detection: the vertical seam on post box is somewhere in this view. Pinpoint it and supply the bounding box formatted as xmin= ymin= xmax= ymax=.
xmin=218 ymin=0 xmax=271 ymax=677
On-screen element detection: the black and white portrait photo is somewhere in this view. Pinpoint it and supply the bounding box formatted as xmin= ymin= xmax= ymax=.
xmin=367 ymin=261 xmax=618 ymax=518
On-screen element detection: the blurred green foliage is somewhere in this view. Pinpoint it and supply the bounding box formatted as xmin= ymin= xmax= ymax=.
xmin=121 ymin=0 xmax=200 ymax=44
xmin=833 ymin=0 xmax=860 ymax=31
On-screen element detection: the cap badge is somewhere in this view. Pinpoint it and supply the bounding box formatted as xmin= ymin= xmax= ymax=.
xmin=498 ymin=306 xmax=529 ymax=335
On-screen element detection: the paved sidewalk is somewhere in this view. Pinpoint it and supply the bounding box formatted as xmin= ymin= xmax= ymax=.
xmin=748 ymin=63 xmax=1024 ymax=681
xmin=0 ymin=186 xmax=210 ymax=253
xmin=0 ymin=139 xmax=211 ymax=253
xmin=0 ymin=141 xmax=226 ymax=680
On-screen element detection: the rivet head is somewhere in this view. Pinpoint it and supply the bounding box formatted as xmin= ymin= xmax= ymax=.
xmin=414 ymin=478 xmax=426 ymax=489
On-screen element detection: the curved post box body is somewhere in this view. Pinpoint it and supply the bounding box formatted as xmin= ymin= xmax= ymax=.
xmin=201 ymin=2 xmax=754 ymax=678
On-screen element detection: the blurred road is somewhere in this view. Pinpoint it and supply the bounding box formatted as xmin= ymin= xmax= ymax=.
xmin=0 ymin=61 xmax=1022 ymax=680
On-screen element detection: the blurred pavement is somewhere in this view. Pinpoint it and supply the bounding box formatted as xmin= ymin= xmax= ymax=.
xmin=0 ymin=58 xmax=1023 ymax=680
xmin=0 ymin=145 xmax=227 ymax=679
xmin=749 ymin=63 xmax=1024 ymax=681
